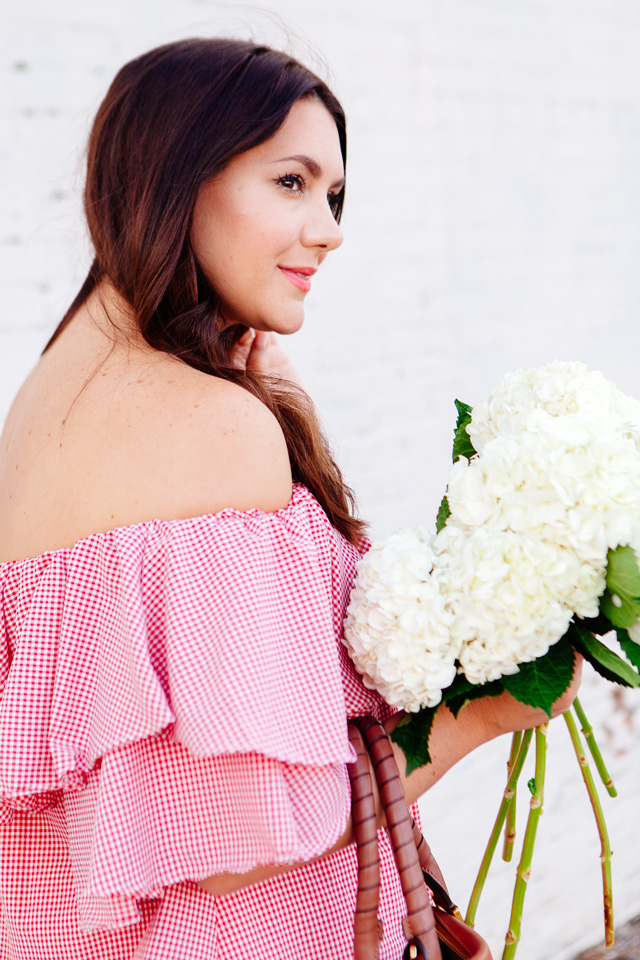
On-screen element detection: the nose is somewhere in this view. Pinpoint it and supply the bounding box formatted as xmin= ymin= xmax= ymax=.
xmin=301 ymin=197 xmax=344 ymax=253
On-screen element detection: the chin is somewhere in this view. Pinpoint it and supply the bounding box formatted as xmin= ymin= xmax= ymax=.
xmin=279 ymin=315 xmax=305 ymax=335
xmin=256 ymin=311 xmax=305 ymax=336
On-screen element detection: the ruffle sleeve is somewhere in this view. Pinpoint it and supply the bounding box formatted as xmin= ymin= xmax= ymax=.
xmin=0 ymin=484 xmax=373 ymax=931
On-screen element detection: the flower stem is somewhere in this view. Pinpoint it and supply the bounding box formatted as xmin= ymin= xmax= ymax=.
xmin=466 ymin=729 xmax=533 ymax=928
xmin=502 ymin=732 xmax=522 ymax=862
xmin=564 ymin=709 xmax=615 ymax=947
xmin=573 ymin=697 xmax=617 ymax=797
xmin=502 ymin=724 xmax=548 ymax=960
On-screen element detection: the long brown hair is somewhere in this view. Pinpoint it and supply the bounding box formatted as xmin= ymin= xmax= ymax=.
xmin=43 ymin=38 xmax=366 ymax=545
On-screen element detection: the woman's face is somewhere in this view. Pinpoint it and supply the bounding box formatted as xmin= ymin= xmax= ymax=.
xmin=190 ymin=96 xmax=345 ymax=335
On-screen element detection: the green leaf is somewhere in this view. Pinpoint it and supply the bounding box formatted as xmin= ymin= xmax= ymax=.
xmin=454 ymin=399 xmax=473 ymax=426
xmin=453 ymin=423 xmax=476 ymax=462
xmin=617 ymin=629 xmax=640 ymax=671
xmin=452 ymin=399 xmax=477 ymax=463
xmin=601 ymin=590 xmax=640 ymax=629
xmin=607 ymin=544 xmax=640 ymax=596
xmin=527 ymin=778 xmax=536 ymax=796
xmin=601 ymin=546 xmax=640 ymax=628
xmin=502 ymin=636 xmax=575 ymax=716
xmin=436 ymin=495 xmax=451 ymax=533
xmin=390 ymin=708 xmax=437 ymax=775
xmin=580 ymin=613 xmax=616 ymax=637
xmin=570 ymin=621 xmax=640 ymax=687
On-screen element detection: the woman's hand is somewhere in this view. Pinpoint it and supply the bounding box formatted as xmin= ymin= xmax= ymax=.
xmin=230 ymin=329 xmax=307 ymax=391
xmin=385 ymin=651 xmax=583 ymax=809
xmin=469 ymin=651 xmax=584 ymax=742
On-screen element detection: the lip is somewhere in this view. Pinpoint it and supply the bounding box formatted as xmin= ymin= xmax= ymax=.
xmin=278 ymin=266 xmax=317 ymax=292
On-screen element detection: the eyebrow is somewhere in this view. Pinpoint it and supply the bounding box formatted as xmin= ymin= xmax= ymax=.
xmin=272 ymin=154 xmax=345 ymax=191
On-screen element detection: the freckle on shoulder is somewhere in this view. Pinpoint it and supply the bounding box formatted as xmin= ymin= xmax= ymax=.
xmin=153 ymin=361 xmax=293 ymax=514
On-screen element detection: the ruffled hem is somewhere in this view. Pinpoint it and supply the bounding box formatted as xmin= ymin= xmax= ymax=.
xmin=63 ymin=742 xmax=351 ymax=930
xmin=0 ymin=485 xmax=364 ymax=799
xmin=0 ymin=484 xmax=380 ymax=930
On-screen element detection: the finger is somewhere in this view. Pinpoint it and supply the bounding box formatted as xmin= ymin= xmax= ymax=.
xmin=252 ymin=331 xmax=272 ymax=351
xmin=246 ymin=331 xmax=275 ymax=371
xmin=229 ymin=328 xmax=255 ymax=369
xmin=238 ymin=328 xmax=256 ymax=348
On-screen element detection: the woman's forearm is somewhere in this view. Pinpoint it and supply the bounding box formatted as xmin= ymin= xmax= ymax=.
xmin=386 ymin=700 xmax=491 ymax=808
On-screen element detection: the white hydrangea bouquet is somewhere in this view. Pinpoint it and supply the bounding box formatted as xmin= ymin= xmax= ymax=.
xmin=343 ymin=361 xmax=640 ymax=957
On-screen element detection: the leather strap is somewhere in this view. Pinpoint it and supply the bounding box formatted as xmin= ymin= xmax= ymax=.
xmin=348 ymin=718 xmax=493 ymax=960
xmin=347 ymin=723 xmax=384 ymax=959
xmin=356 ymin=716 xmax=443 ymax=960
xmin=411 ymin=818 xmax=450 ymax=902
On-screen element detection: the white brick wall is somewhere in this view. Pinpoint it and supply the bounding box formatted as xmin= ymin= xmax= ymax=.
xmin=1 ymin=2 xmax=639 ymax=957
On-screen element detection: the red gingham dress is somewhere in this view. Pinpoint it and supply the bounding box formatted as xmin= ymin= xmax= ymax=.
xmin=0 ymin=483 xmax=417 ymax=959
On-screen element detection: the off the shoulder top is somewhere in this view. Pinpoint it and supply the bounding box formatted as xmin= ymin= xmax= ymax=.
xmin=0 ymin=483 xmax=415 ymax=960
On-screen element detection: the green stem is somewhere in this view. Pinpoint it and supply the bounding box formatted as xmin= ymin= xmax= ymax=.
xmin=573 ymin=697 xmax=617 ymax=798
xmin=564 ymin=710 xmax=615 ymax=947
xmin=502 ymin=724 xmax=548 ymax=960
xmin=466 ymin=729 xmax=533 ymax=927
xmin=502 ymin=732 xmax=522 ymax=862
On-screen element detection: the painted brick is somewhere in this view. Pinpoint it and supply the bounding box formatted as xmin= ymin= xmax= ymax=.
xmin=1 ymin=3 xmax=639 ymax=957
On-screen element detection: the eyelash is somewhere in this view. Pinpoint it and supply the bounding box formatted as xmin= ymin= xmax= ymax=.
xmin=275 ymin=172 xmax=306 ymax=194
xmin=274 ymin=172 xmax=342 ymax=219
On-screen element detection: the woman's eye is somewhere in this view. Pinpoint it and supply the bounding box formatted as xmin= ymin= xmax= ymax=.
xmin=276 ymin=173 xmax=305 ymax=193
xmin=328 ymin=191 xmax=343 ymax=219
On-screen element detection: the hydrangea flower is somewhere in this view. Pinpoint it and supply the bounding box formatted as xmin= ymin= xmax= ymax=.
xmin=343 ymin=362 xmax=640 ymax=708
xmin=343 ymin=529 xmax=457 ymax=710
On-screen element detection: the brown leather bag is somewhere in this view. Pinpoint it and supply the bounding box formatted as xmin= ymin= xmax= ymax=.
xmin=347 ymin=717 xmax=493 ymax=960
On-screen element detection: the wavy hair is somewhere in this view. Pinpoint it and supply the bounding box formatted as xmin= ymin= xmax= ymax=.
xmin=43 ymin=38 xmax=365 ymax=544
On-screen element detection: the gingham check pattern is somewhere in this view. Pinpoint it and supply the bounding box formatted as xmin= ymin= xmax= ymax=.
xmin=0 ymin=484 xmax=417 ymax=959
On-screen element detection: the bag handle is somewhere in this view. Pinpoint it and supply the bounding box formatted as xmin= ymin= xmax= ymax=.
xmin=354 ymin=716 xmax=443 ymax=960
xmin=348 ymin=717 xmax=494 ymax=960
xmin=347 ymin=723 xmax=384 ymax=959
xmin=410 ymin=822 xmax=462 ymax=919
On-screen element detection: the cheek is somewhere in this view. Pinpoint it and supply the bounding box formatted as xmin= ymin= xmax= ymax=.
xmin=217 ymin=202 xmax=266 ymax=261
xmin=229 ymin=215 xmax=296 ymax=279
xmin=191 ymin=217 xmax=241 ymax=283
xmin=191 ymin=187 xmax=298 ymax=287
xmin=191 ymin=185 xmax=241 ymax=272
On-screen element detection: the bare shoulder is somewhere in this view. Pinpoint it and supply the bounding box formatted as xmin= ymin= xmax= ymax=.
xmin=129 ymin=358 xmax=293 ymax=517
xmin=0 ymin=323 xmax=294 ymax=563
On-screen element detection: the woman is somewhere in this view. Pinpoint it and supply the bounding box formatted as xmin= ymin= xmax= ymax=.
xmin=0 ymin=38 xmax=579 ymax=959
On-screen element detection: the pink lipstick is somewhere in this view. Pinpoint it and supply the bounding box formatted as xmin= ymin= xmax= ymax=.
xmin=278 ymin=266 xmax=316 ymax=292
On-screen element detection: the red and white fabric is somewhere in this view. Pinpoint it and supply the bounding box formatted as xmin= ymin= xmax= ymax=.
xmin=0 ymin=483 xmax=418 ymax=959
